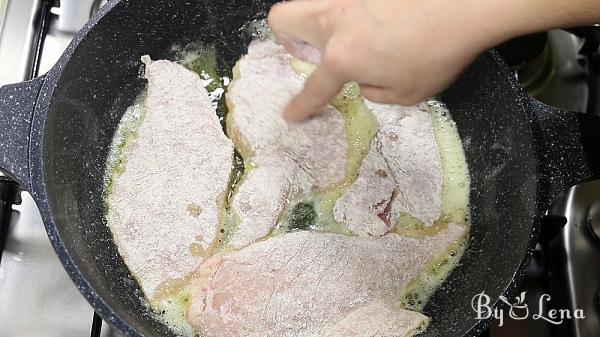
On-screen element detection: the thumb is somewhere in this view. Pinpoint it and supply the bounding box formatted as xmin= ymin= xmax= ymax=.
xmin=283 ymin=63 xmax=345 ymax=123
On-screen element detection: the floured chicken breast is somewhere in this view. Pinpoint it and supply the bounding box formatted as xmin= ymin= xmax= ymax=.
xmin=107 ymin=56 xmax=234 ymax=299
xmin=226 ymin=40 xmax=348 ymax=248
xmin=314 ymin=301 xmax=429 ymax=337
xmin=371 ymin=102 xmax=443 ymax=226
xmin=226 ymin=39 xmax=442 ymax=240
xmin=332 ymin=137 xmax=396 ymax=236
xmin=105 ymin=37 xmax=470 ymax=337
xmin=187 ymin=225 xmax=467 ymax=337
xmin=334 ymin=102 xmax=443 ymax=236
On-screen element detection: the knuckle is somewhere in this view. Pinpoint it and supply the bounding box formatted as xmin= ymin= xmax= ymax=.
xmin=323 ymin=0 xmax=355 ymax=30
xmin=322 ymin=41 xmax=353 ymax=77
xmin=267 ymin=5 xmax=285 ymax=30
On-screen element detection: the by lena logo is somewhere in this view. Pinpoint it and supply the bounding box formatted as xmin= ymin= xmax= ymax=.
xmin=471 ymin=291 xmax=585 ymax=327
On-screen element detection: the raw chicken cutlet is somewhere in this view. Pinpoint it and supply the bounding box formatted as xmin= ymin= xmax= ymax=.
xmin=187 ymin=224 xmax=467 ymax=337
xmin=107 ymin=56 xmax=234 ymax=299
xmin=372 ymin=101 xmax=443 ymax=226
xmin=225 ymin=40 xmax=348 ymax=248
xmin=334 ymin=101 xmax=443 ymax=236
xmin=314 ymin=301 xmax=430 ymax=337
xmin=227 ymin=39 xmax=443 ymax=241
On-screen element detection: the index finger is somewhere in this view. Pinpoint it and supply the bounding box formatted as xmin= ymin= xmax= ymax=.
xmin=283 ymin=64 xmax=345 ymax=123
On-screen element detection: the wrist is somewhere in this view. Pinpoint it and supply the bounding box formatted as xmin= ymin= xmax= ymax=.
xmin=468 ymin=0 xmax=600 ymax=48
xmin=464 ymin=0 xmax=538 ymax=48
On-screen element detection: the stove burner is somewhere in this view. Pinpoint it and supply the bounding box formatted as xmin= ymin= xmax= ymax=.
xmin=546 ymin=180 xmax=600 ymax=337
xmin=587 ymin=202 xmax=600 ymax=244
xmin=498 ymin=30 xmax=595 ymax=114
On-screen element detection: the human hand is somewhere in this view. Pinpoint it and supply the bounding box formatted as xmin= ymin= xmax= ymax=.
xmin=268 ymin=0 xmax=600 ymax=122
xmin=268 ymin=0 xmax=502 ymax=122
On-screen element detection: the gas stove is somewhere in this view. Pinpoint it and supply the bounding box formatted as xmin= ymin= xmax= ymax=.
xmin=0 ymin=1 xmax=598 ymax=337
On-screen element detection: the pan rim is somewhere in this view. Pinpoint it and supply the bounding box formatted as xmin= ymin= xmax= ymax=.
xmin=27 ymin=1 xmax=553 ymax=336
xmin=28 ymin=1 xmax=147 ymax=336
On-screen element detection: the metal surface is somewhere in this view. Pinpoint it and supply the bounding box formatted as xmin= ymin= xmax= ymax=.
xmin=39 ymin=0 xmax=100 ymax=74
xmin=0 ymin=171 xmax=20 ymax=265
xmin=54 ymin=0 xmax=97 ymax=33
xmin=588 ymin=202 xmax=600 ymax=243
xmin=531 ymin=30 xmax=589 ymax=113
xmin=547 ymin=179 xmax=600 ymax=337
xmin=499 ymin=30 xmax=593 ymax=114
xmin=0 ymin=0 xmax=39 ymax=86
xmin=0 ymin=0 xmax=8 ymax=35
xmin=0 ymin=192 xmax=106 ymax=337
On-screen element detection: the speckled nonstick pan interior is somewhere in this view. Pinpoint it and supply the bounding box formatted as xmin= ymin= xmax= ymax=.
xmin=0 ymin=0 xmax=593 ymax=336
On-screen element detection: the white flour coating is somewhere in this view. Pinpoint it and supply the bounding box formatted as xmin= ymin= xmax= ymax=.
xmin=226 ymin=40 xmax=348 ymax=248
xmin=107 ymin=56 xmax=234 ymax=299
xmin=228 ymin=39 xmax=442 ymax=243
xmin=187 ymin=225 xmax=467 ymax=337
xmin=371 ymin=101 xmax=443 ymax=226
xmin=312 ymin=300 xmax=429 ymax=337
xmin=333 ymin=137 xmax=396 ymax=236
xmin=334 ymin=101 xmax=443 ymax=235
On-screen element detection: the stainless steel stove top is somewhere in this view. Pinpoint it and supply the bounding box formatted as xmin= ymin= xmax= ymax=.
xmin=0 ymin=192 xmax=117 ymax=337
xmin=0 ymin=0 xmax=39 ymax=86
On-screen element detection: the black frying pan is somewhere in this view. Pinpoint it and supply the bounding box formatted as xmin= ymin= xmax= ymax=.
xmin=0 ymin=0 xmax=597 ymax=336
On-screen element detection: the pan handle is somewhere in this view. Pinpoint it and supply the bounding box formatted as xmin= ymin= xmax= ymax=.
xmin=0 ymin=76 xmax=46 ymax=190
xmin=0 ymin=76 xmax=45 ymax=262
xmin=526 ymin=97 xmax=600 ymax=203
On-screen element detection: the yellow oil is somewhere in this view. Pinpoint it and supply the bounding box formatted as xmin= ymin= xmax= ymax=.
xmin=218 ymin=62 xmax=255 ymax=249
xmin=408 ymin=318 xmax=432 ymax=337
xmin=103 ymin=99 xmax=146 ymax=204
xmin=399 ymin=240 xmax=468 ymax=312
xmin=428 ymin=100 xmax=470 ymax=226
xmin=286 ymin=58 xmax=378 ymax=234
xmin=390 ymin=101 xmax=471 ymax=312
xmin=152 ymin=286 xmax=196 ymax=337
xmin=394 ymin=100 xmax=471 ymax=237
